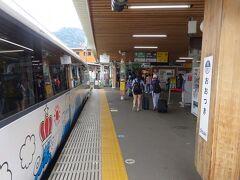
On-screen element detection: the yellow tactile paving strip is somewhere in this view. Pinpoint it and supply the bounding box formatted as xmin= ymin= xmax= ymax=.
xmin=100 ymin=89 xmax=128 ymax=180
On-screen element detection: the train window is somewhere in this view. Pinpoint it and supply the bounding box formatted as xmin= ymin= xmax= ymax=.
xmin=72 ymin=65 xmax=80 ymax=87
xmin=79 ymin=65 xmax=89 ymax=87
xmin=49 ymin=65 xmax=68 ymax=94
xmin=42 ymin=43 xmax=69 ymax=96
xmin=0 ymin=39 xmax=35 ymax=120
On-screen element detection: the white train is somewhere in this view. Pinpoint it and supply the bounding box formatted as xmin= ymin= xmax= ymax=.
xmin=0 ymin=1 xmax=90 ymax=179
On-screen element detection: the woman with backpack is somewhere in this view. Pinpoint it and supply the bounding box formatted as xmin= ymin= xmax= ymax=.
xmin=151 ymin=74 xmax=161 ymax=111
xmin=132 ymin=73 xmax=144 ymax=112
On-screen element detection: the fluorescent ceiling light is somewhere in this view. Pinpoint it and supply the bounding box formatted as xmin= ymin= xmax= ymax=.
xmin=0 ymin=50 xmax=24 ymax=53
xmin=133 ymin=34 xmax=167 ymax=38
xmin=179 ymin=57 xmax=193 ymax=60
xmin=0 ymin=38 xmax=33 ymax=51
xmin=134 ymin=46 xmax=158 ymax=49
xmin=176 ymin=60 xmax=186 ymax=63
xmin=128 ymin=5 xmax=191 ymax=9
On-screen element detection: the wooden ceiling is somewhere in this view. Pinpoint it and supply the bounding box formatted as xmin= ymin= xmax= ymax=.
xmin=88 ymin=0 xmax=204 ymax=62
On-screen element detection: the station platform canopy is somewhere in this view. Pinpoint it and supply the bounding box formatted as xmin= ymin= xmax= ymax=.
xmin=73 ymin=0 xmax=204 ymax=63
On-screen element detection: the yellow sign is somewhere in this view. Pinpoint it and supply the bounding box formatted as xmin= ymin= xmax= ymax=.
xmin=183 ymin=63 xmax=192 ymax=69
xmin=157 ymin=52 xmax=168 ymax=63
xmin=45 ymin=84 xmax=53 ymax=97
xmin=120 ymin=81 xmax=126 ymax=92
xmin=170 ymin=77 xmax=176 ymax=88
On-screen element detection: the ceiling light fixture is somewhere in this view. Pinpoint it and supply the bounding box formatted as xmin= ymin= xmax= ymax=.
xmin=134 ymin=46 xmax=158 ymax=49
xmin=133 ymin=34 xmax=167 ymax=38
xmin=179 ymin=57 xmax=193 ymax=60
xmin=128 ymin=4 xmax=191 ymax=9
xmin=0 ymin=50 xmax=24 ymax=53
xmin=176 ymin=60 xmax=186 ymax=63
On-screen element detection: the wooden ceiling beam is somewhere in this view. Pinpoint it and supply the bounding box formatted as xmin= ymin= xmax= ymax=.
xmin=88 ymin=0 xmax=204 ymax=62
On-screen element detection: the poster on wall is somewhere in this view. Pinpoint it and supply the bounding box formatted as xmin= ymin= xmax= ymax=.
xmin=199 ymin=56 xmax=213 ymax=141
xmin=191 ymin=67 xmax=200 ymax=116
xmin=157 ymin=52 xmax=168 ymax=63
xmin=158 ymin=69 xmax=175 ymax=89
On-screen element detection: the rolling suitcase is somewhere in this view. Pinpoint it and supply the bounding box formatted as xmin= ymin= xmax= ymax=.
xmin=158 ymin=99 xmax=168 ymax=113
xmin=142 ymin=94 xmax=150 ymax=110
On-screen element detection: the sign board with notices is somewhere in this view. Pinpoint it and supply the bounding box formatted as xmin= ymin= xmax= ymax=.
xmin=199 ymin=56 xmax=213 ymax=141
xmin=146 ymin=52 xmax=156 ymax=62
xmin=157 ymin=52 xmax=168 ymax=63
xmin=192 ymin=67 xmax=200 ymax=117
xmin=159 ymin=69 xmax=175 ymax=89
xmin=100 ymin=53 xmax=110 ymax=63
xmin=134 ymin=52 xmax=146 ymax=62
xmin=60 ymin=55 xmax=71 ymax=64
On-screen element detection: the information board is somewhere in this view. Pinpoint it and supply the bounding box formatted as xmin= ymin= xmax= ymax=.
xmin=134 ymin=52 xmax=146 ymax=62
xmin=146 ymin=52 xmax=156 ymax=62
xmin=100 ymin=53 xmax=110 ymax=63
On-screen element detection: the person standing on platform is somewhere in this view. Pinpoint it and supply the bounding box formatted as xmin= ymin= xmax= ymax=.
xmin=145 ymin=74 xmax=152 ymax=93
xmin=132 ymin=73 xmax=144 ymax=112
xmin=151 ymin=74 xmax=161 ymax=111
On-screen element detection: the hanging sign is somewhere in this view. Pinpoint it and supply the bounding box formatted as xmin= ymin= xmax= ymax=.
xmin=183 ymin=63 xmax=192 ymax=69
xmin=60 ymin=55 xmax=71 ymax=64
xmin=100 ymin=53 xmax=110 ymax=63
xmin=146 ymin=52 xmax=156 ymax=62
xmin=157 ymin=52 xmax=168 ymax=63
xmin=134 ymin=52 xmax=146 ymax=62
xmin=199 ymin=56 xmax=213 ymax=141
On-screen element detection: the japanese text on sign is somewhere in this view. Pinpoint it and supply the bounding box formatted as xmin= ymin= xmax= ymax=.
xmin=199 ymin=56 xmax=213 ymax=141
xmin=157 ymin=52 xmax=168 ymax=63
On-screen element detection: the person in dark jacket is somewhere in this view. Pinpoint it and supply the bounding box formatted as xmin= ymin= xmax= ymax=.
xmin=151 ymin=74 xmax=161 ymax=111
xmin=131 ymin=73 xmax=144 ymax=112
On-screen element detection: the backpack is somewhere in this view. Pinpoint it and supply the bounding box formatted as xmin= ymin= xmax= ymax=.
xmin=153 ymin=80 xmax=161 ymax=93
xmin=132 ymin=79 xmax=142 ymax=94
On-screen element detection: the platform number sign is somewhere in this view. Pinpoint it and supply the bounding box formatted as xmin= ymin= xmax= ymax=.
xmin=199 ymin=56 xmax=213 ymax=141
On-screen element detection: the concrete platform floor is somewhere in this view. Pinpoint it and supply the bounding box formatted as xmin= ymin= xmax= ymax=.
xmin=104 ymin=88 xmax=201 ymax=180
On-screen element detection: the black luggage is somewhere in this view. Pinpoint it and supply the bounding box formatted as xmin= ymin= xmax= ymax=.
xmin=158 ymin=99 xmax=168 ymax=113
xmin=142 ymin=94 xmax=150 ymax=110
